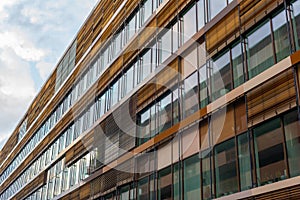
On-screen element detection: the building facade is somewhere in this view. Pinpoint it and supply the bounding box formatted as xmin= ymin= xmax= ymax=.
xmin=1 ymin=0 xmax=300 ymax=199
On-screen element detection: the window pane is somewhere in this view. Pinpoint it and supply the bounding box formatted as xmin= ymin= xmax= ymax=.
xmin=284 ymin=110 xmax=300 ymax=177
xmin=158 ymin=93 xmax=172 ymax=132
xmin=111 ymin=80 xmax=119 ymax=106
xmin=197 ymin=0 xmax=205 ymax=30
xmin=138 ymin=109 xmax=151 ymax=145
xmin=172 ymin=22 xmax=179 ymax=52
xmin=272 ymin=10 xmax=290 ymax=62
xmin=126 ymin=66 xmax=134 ymax=95
xmin=238 ymin=132 xmax=252 ymax=191
xmin=158 ymin=167 xmax=172 ymax=200
xmin=201 ymin=150 xmax=212 ymax=200
xmin=141 ymin=0 xmax=152 ymax=26
xmin=209 ymin=0 xmax=227 ymax=19
xmin=253 ymin=118 xmax=287 ymax=186
xmin=247 ymin=21 xmax=274 ymax=79
xmin=199 ymin=65 xmax=208 ymax=108
xmin=160 ymin=29 xmax=172 ymax=63
xmin=120 ymin=185 xmax=130 ymax=200
xmin=137 ymin=177 xmax=149 ymax=200
xmin=142 ymin=49 xmax=152 ymax=80
xmin=214 ymin=139 xmax=238 ymax=197
xmin=183 ymin=155 xmax=201 ymax=199
xmin=211 ymin=51 xmax=231 ymax=101
xmin=292 ymin=0 xmax=300 ymax=50
xmin=183 ymin=4 xmax=197 ymax=43
xmin=183 ymin=72 xmax=199 ymax=118
xmin=173 ymin=163 xmax=180 ymax=200
xmin=232 ymin=43 xmax=244 ymax=88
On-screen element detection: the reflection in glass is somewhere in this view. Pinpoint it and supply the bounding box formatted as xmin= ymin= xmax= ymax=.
xmin=238 ymin=132 xmax=252 ymax=191
xmin=199 ymin=65 xmax=208 ymax=108
xmin=214 ymin=139 xmax=238 ymax=197
xmin=197 ymin=0 xmax=205 ymax=30
xmin=173 ymin=163 xmax=181 ymax=200
xmin=272 ymin=10 xmax=290 ymax=62
xmin=292 ymin=0 xmax=300 ymax=50
xmin=211 ymin=51 xmax=231 ymax=101
xmin=183 ymin=3 xmax=197 ymax=43
xmin=183 ymin=154 xmax=201 ymax=199
xmin=158 ymin=167 xmax=172 ymax=200
xmin=202 ymin=150 xmax=212 ymax=200
xmin=183 ymin=72 xmax=199 ymax=118
xmin=284 ymin=110 xmax=300 ymax=177
xmin=253 ymin=118 xmax=287 ymax=186
xmin=160 ymin=29 xmax=172 ymax=63
xmin=247 ymin=21 xmax=274 ymax=78
xmin=209 ymin=0 xmax=227 ymax=19
xmin=232 ymin=43 xmax=244 ymax=88
xmin=138 ymin=177 xmax=149 ymax=200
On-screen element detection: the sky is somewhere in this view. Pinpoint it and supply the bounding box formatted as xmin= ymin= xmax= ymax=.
xmin=0 ymin=0 xmax=98 ymax=150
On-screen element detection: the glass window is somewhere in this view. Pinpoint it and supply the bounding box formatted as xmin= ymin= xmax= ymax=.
xmin=158 ymin=93 xmax=172 ymax=132
xmin=125 ymin=66 xmax=134 ymax=95
xmin=197 ymin=0 xmax=205 ymax=30
xmin=111 ymin=80 xmax=119 ymax=106
xmin=209 ymin=0 xmax=227 ymax=19
xmin=120 ymin=185 xmax=130 ymax=200
xmin=247 ymin=21 xmax=274 ymax=79
xmin=115 ymin=32 xmax=122 ymax=55
xmin=138 ymin=108 xmax=151 ymax=145
xmin=137 ymin=177 xmax=149 ymax=200
xmin=160 ymin=29 xmax=172 ymax=63
xmin=272 ymin=10 xmax=290 ymax=62
xmin=183 ymin=3 xmax=197 ymax=43
xmin=158 ymin=167 xmax=172 ymax=200
xmin=214 ymin=139 xmax=238 ymax=197
xmin=199 ymin=65 xmax=208 ymax=108
xmin=173 ymin=163 xmax=180 ymax=200
xmin=183 ymin=154 xmax=201 ymax=199
xmin=201 ymin=150 xmax=212 ymax=200
xmin=292 ymin=0 xmax=300 ymax=50
xmin=211 ymin=50 xmax=231 ymax=101
xmin=238 ymin=132 xmax=252 ymax=191
xmin=172 ymin=22 xmax=179 ymax=52
xmin=141 ymin=49 xmax=152 ymax=80
xmin=183 ymin=72 xmax=199 ymax=118
xmin=141 ymin=0 xmax=152 ymax=26
xmin=232 ymin=43 xmax=244 ymax=88
xmin=253 ymin=118 xmax=287 ymax=186
xmin=284 ymin=110 xmax=300 ymax=177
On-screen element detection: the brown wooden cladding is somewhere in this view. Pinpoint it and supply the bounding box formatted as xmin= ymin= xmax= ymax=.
xmin=247 ymin=69 xmax=297 ymax=127
xmin=206 ymin=0 xmax=284 ymax=56
xmin=11 ymin=170 xmax=46 ymax=200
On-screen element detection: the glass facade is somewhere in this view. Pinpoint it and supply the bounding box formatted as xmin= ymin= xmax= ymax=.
xmin=3 ymin=0 xmax=300 ymax=200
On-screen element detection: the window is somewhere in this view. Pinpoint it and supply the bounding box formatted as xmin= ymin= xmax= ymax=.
xmin=141 ymin=0 xmax=152 ymax=26
xmin=284 ymin=110 xmax=300 ymax=177
xmin=253 ymin=118 xmax=287 ymax=186
xmin=138 ymin=109 xmax=151 ymax=145
xmin=199 ymin=65 xmax=208 ymax=108
xmin=292 ymin=0 xmax=300 ymax=50
xmin=159 ymin=29 xmax=172 ymax=63
xmin=137 ymin=177 xmax=149 ymax=200
xmin=214 ymin=139 xmax=238 ymax=197
xmin=120 ymin=184 xmax=130 ymax=200
xmin=158 ymin=167 xmax=172 ymax=200
xmin=141 ymin=49 xmax=152 ymax=80
xmin=125 ymin=66 xmax=134 ymax=95
xmin=272 ymin=10 xmax=290 ymax=62
xmin=172 ymin=22 xmax=179 ymax=52
xmin=238 ymin=132 xmax=252 ymax=191
xmin=232 ymin=43 xmax=244 ymax=88
xmin=209 ymin=0 xmax=227 ymax=19
xmin=111 ymin=80 xmax=120 ymax=106
xmin=173 ymin=163 xmax=180 ymax=200
xmin=183 ymin=3 xmax=197 ymax=43
xmin=202 ymin=150 xmax=212 ymax=200
xmin=157 ymin=93 xmax=172 ymax=132
xmin=197 ymin=0 xmax=205 ymax=30
xmin=247 ymin=21 xmax=274 ymax=79
xmin=183 ymin=155 xmax=201 ymax=199
xmin=211 ymin=50 xmax=231 ymax=101
xmin=183 ymin=72 xmax=199 ymax=118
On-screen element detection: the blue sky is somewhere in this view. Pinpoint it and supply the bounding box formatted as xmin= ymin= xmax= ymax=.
xmin=0 ymin=0 xmax=98 ymax=149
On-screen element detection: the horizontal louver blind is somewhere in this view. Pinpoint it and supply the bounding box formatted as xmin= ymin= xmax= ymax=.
xmin=247 ymin=69 xmax=296 ymax=127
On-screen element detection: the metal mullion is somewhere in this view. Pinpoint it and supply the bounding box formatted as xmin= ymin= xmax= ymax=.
xmin=280 ymin=115 xmax=291 ymax=179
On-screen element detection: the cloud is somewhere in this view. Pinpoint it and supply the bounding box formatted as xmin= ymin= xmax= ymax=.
xmin=0 ymin=0 xmax=98 ymax=150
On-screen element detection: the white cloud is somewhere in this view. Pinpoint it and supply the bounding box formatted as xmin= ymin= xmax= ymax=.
xmin=36 ymin=61 xmax=54 ymax=81
xmin=0 ymin=0 xmax=98 ymax=150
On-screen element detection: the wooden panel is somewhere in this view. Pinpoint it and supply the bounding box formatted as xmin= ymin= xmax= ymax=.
xmin=247 ymin=69 xmax=296 ymax=127
xmin=206 ymin=7 xmax=239 ymax=53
